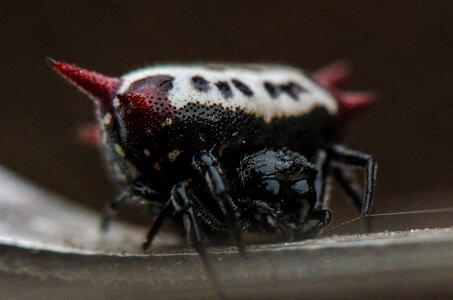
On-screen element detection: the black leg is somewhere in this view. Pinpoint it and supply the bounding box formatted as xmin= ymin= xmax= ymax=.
xmin=100 ymin=191 xmax=132 ymax=231
xmin=131 ymin=180 xmax=165 ymax=200
xmin=254 ymin=200 xmax=294 ymax=239
xmin=254 ymin=201 xmax=331 ymax=241
xmin=142 ymin=199 xmax=173 ymax=250
xmin=310 ymin=149 xmax=329 ymax=211
xmin=190 ymin=194 xmax=224 ymax=233
xmin=332 ymin=164 xmax=364 ymax=213
xmin=142 ymin=183 xmax=225 ymax=250
xmin=169 ymin=181 xmax=224 ymax=297
xmin=332 ymin=164 xmax=374 ymax=233
xmin=100 ymin=180 xmax=164 ymax=231
xmin=192 ymin=151 xmax=245 ymax=253
xmin=295 ymin=210 xmax=331 ymax=240
xmin=328 ymin=145 xmax=377 ymax=216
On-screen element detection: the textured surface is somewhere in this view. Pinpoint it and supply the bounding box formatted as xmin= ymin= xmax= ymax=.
xmin=1 ymin=166 xmax=453 ymax=299
xmin=118 ymin=64 xmax=338 ymax=121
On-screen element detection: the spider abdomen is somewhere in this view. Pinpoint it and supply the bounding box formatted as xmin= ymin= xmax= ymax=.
xmin=117 ymin=66 xmax=338 ymax=177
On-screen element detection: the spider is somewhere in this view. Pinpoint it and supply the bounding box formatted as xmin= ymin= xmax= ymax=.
xmin=51 ymin=59 xmax=376 ymax=280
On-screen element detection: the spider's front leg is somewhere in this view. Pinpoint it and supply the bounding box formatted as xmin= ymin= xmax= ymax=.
xmin=141 ymin=181 xmax=206 ymax=256
xmin=310 ymin=149 xmax=329 ymax=212
xmin=142 ymin=180 xmax=223 ymax=250
xmin=328 ymin=144 xmax=377 ymax=216
xmin=192 ymin=151 xmax=246 ymax=253
xmin=309 ymin=145 xmax=376 ymax=234
xmin=142 ymin=181 xmax=223 ymax=295
xmin=311 ymin=145 xmax=377 ymax=216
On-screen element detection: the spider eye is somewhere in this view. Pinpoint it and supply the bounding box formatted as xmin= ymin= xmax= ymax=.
xmin=259 ymin=179 xmax=280 ymax=197
xmin=291 ymin=179 xmax=314 ymax=198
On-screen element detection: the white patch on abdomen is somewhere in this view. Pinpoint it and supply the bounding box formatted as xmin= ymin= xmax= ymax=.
xmin=119 ymin=64 xmax=338 ymax=123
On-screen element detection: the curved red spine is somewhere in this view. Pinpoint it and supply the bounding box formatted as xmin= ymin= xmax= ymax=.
xmin=313 ymin=61 xmax=377 ymax=115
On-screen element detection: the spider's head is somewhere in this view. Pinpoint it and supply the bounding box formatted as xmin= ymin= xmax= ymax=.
xmin=238 ymin=148 xmax=318 ymax=228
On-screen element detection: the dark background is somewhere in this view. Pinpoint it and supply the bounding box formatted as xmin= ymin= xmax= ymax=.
xmin=0 ymin=1 xmax=452 ymax=227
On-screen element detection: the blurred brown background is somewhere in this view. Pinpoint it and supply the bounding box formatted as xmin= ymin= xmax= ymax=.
xmin=0 ymin=1 xmax=452 ymax=226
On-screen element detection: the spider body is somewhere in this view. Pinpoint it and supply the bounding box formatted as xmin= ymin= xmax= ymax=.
xmin=51 ymin=60 xmax=376 ymax=271
xmin=106 ymin=65 xmax=339 ymax=193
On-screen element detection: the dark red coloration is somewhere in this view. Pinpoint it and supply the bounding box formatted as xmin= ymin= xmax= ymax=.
xmin=118 ymin=76 xmax=175 ymax=126
xmin=115 ymin=78 xmax=176 ymax=158
xmin=49 ymin=59 xmax=120 ymax=105
xmin=313 ymin=60 xmax=352 ymax=87
xmin=116 ymin=92 xmax=157 ymax=140
xmin=334 ymin=91 xmax=377 ymax=115
xmin=120 ymin=75 xmax=175 ymax=118
xmin=117 ymin=75 xmax=175 ymax=138
xmin=313 ymin=61 xmax=377 ymax=115
xmin=76 ymin=123 xmax=100 ymax=147
xmin=117 ymin=92 xmax=150 ymax=110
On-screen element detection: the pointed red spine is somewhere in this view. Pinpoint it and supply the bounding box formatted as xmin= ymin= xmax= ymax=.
xmin=313 ymin=61 xmax=377 ymax=115
xmin=49 ymin=59 xmax=120 ymax=105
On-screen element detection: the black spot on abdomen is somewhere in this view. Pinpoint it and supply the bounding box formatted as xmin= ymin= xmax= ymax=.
xmin=263 ymin=82 xmax=280 ymax=99
xmin=191 ymin=76 xmax=210 ymax=92
xmin=232 ymin=79 xmax=254 ymax=97
xmin=215 ymin=81 xmax=233 ymax=99
xmin=280 ymin=81 xmax=307 ymax=100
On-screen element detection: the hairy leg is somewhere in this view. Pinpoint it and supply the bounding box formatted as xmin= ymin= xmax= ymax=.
xmin=164 ymin=181 xmax=224 ymax=296
xmin=142 ymin=181 xmax=224 ymax=250
xmin=192 ymin=151 xmax=245 ymax=253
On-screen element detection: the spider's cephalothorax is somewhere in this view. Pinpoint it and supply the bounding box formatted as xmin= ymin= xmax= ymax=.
xmin=235 ymin=148 xmax=319 ymax=238
xmin=50 ymin=59 xmax=377 ymax=278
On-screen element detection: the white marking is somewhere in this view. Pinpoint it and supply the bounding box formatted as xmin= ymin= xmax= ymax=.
xmin=144 ymin=149 xmax=151 ymax=156
xmin=163 ymin=118 xmax=173 ymax=126
xmin=102 ymin=113 xmax=112 ymax=125
xmin=113 ymin=97 xmax=120 ymax=108
xmin=112 ymin=163 xmax=126 ymax=181
xmin=167 ymin=149 xmax=181 ymax=162
xmin=101 ymin=131 xmax=107 ymax=144
xmin=119 ymin=65 xmax=338 ymax=123
xmin=114 ymin=144 xmax=125 ymax=157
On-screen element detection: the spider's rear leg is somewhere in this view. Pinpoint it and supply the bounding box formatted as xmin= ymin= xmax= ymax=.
xmin=100 ymin=180 xmax=164 ymax=231
xmin=192 ymin=151 xmax=245 ymax=253
xmin=100 ymin=191 xmax=131 ymax=231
